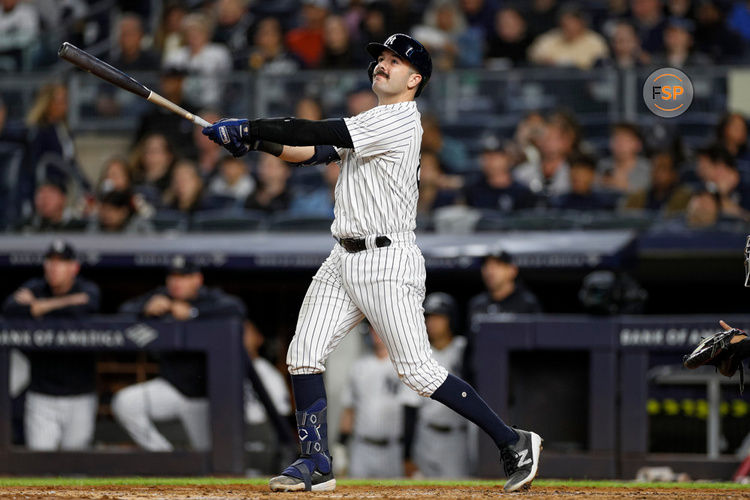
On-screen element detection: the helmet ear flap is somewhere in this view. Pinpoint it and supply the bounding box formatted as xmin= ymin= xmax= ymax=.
xmin=367 ymin=61 xmax=377 ymax=83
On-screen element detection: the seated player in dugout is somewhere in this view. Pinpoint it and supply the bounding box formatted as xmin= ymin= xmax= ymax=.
xmin=112 ymin=256 xmax=245 ymax=452
xmin=202 ymin=33 xmax=542 ymax=493
xmin=2 ymin=240 xmax=100 ymax=450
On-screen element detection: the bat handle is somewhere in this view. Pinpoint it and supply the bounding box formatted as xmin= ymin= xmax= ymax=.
xmin=193 ymin=116 xmax=212 ymax=128
xmin=146 ymin=91 xmax=212 ymax=128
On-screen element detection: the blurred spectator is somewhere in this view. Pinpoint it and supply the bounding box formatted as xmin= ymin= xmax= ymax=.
xmin=696 ymin=1 xmax=744 ymax=62
xmin=463 ymin=137 xmax=536 ymax=211
xmin=212 ymin=0 xmax=255 ymax=68
xmin=514 ymin=114 xmax=575 ymax=197
xmin=134 ymin=64 xmax=198 ymax=159
xmin=412 ymin=0 xmax=483 ymax=69
xmin=627 ymin=0 xmax=667 ymax=53
xmin=417 ymin=150 xmax=461 ymax=216
xmin=162 ymin=159 xmax=210 ymax=214
xmin=1 ymin=82 xmax=86 ymax=218
xmin=95 ymin=13 xmax=159 ymax=117
xmin=19 ymin=179 xmax=82 ymax=232
xmin=709 ymin=147 xmax=750 ymax=219
xmin=685 ymin=189 xmax=720 ymax=228
xmin=666 ymin=0 xmax=694 ymax=18
xmin=289 ymin=161 xmax=338 ymax=218
xmin=528 ymin=4 xmax=609 ymax=69
xmin=511 ymin=111 xmax=546 ymax=168
xmin=468 ymin=249 xmax=542 ymax=325
xmin=88 ymin=189 xmax=151 ymax=234
xmin=550 ymin=153 xmax=617 ymax=211
xmin=339 ymin=325 xmax=408 ymax=478
xmin=2 ymin=240 xmax=100 ymax=450
xmin=193 ymin=109 xmax=223 ymax=179
xmin=407 ymin=292 xmax=470 ymax=478
xmin=131 ymin=133 xmax=175 ymax=204
xmin=285 ymin=0 xmax=329 ymax=68
xmin=359 ymin=2 xmax=390 ymax=43
xmin=321 ymin=15 xmax=361 ymax=68
xmin=114 ymin=256 xmax=246 ymax=452
xmin=155 ymin=2 xmax=187 ymax=61
xmin=111 ymin=13 xmax=160 ymax=70
xmin=485 ymin=6 xmax=532 ymax=68
xmin=207 ymin=156 xmax=255 ymax=206
xmin=596 ymin=123 xmax=651 ymax=194
xmin=716 ymin=112 xmax=750 ymax=167
xmin=728 ymin=1 xmax=750 ymax=44
xmin=295 ymin=96 xmax=323 ymax=121
xmin=653 ymin=17 xmax=710 ymax=67
xmin=163 ymin=13 xmax=232 ymax=108
xmin=622 ymin=150 xmax=693 ymax=216
xmin=97 ymin=157 xmax=133 ymax=195
xmin=460 ymin=0 xmax=498 ymax=38
xmin=247 ymin=17 xmax=300 ymax=73
xmin=346 ymin=83 xmax=378 ymax=115
xmin=243 ymin=319 xmax=291 ymax=426
xmin=245 ymin=154 xmax=292 ymax=213
xmin=605 ymin=20 xmax=651 ymax=68
xmin=421 ymin=114 xmax=469 ymax=173
xmin=526 ymin=0 xmax=559 ymax=38
xmin=0 ymin=0 xmax=39 ymax=71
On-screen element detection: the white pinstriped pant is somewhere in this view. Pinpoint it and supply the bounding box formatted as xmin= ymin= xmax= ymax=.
xmin=25 ymin=391 xmax=98 ymax=450
xmin=287 ymin=234 xmax=448 ymax=397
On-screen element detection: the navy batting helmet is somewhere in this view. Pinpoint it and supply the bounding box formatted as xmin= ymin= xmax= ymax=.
xmin=423 ymin=292 xmax=458 ymax=332
xmin=366 ymin=33 xmax=432 ymax=97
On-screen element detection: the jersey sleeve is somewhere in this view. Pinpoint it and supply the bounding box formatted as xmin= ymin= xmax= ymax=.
xmin=340 ymin=366 xmax=357 ymax=409
xmin=343 ymin=107 xmax=417 ymax=158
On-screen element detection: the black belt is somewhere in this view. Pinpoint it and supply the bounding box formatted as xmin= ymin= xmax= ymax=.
xmin=427 ymin=423 xmax=465 ymax=434
xmin=360 ymin=436 xmax=399 ymax=447
xmin=338 ymin=236 xmax=391 ymax=253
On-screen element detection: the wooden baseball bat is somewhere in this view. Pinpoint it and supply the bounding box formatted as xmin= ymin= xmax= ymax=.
xmin=58 ymin=42 xmax=211 ymax=128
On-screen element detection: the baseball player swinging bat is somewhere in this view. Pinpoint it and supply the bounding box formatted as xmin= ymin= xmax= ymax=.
xmin=57 ymin=42 xmax=211 ymax=128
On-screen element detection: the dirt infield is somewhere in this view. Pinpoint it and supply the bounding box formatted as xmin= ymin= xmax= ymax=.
xmin=1 ymin=484 xmax=749 ymax=499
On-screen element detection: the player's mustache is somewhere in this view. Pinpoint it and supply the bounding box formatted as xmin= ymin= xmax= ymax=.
xmin=375 ymin=70 xmax=389 ymax=78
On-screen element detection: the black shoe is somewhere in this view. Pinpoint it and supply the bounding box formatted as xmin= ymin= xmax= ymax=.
xmin=269 ymin=457 xmax=336 ymax=492
xmin=501 ymin=429 xmax=542 ymax=492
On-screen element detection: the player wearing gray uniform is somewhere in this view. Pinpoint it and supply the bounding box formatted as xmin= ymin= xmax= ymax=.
xmin=340 ymin=327 xmax=407 ymax=478
xmin=203 ymin=33 xmax=542 ymax=493
xmin=409 ymin=292 xmax=471 ymax=478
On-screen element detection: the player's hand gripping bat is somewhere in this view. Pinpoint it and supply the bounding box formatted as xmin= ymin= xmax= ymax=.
xmin=58 ymin=42 xmax=211 ymax=128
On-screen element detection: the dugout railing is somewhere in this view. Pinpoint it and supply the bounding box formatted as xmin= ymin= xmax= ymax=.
xmin=0 ymin=317 xmax=247 ymax=475
xmin=474 ymin=314 xmax=750 ymax=480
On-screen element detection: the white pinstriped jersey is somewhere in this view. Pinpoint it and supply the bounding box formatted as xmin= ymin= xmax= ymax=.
xmin=333 ymin=101 xmax=422 ymax=238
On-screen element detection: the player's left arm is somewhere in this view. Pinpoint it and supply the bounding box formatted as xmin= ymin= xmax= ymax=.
xmin=202 ymin=117 xmax=353 ymax=160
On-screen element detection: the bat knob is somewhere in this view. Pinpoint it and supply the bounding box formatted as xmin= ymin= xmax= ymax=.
xmin=58 ymin=42 xmax=74 ymax=58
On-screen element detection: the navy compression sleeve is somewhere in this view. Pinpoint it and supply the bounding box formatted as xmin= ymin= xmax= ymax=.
xmin=250 ymin=118 xmax=354 ymax=148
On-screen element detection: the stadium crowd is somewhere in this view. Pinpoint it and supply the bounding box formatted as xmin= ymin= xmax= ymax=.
xmin=1 ymin=0 xmax=750 ymax=232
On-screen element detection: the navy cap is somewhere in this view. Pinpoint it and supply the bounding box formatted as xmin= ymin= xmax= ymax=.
xmin=45 ymin=239 xmax=77 ymax=261
xmin=168 ymin=255 xmax=200 ymax=275
xmin=483 ymin=247 xmax=514 ymax=264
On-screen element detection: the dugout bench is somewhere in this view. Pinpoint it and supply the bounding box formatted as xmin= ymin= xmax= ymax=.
xmin=0 ymin=317 xmax=248 ymax=475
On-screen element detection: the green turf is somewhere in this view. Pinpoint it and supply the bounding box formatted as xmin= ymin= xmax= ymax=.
xmin=0 ymin=477 xmax=748 ymax=489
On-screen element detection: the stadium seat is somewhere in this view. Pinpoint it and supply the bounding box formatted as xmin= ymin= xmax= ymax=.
xmin=189 ymin=209 xmax=266 ymax=232
xmin=150 ymin=210 xmax=189 ymax=232
xmin=267 ymin=213 xmax=334 ymax=232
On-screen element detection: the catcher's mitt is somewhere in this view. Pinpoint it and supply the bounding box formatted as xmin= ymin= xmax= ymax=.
xmin=683 ymin=327 xmax=747 ymax=392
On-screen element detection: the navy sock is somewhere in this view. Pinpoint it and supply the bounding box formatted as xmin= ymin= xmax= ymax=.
xmin=291 ymin=373 xmax=326 ymax=409
xmin=431 ymin=373 xmax=518 ymax=449
xmin=287 ymin=373 xmax=331 ymax=475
